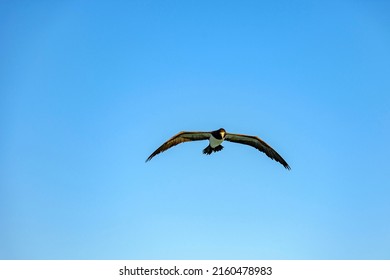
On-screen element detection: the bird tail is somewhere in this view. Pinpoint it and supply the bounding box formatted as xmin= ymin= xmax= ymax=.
xmin=203 ymin=145 xmax=223 ymax=155
xmin=214 ymin=145 xmax=223 ymax=152
xmin=203 ymin=145 xmax=213 ymax=155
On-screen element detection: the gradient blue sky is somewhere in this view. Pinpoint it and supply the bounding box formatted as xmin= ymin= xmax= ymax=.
xmin=1 ymin=0 xmax=389 ymax=259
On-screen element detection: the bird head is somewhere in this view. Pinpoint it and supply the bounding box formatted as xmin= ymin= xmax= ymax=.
xmin=218 ymin=128 xmax=226 ymax=138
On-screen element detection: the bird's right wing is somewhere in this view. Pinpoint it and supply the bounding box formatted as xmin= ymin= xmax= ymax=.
xmin=146 ymin=131 xmax=211 ymax=162
xmin=225 ymin=133 xmax=291 ymax=169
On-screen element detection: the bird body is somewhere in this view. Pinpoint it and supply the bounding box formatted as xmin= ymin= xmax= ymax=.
xmin=209 ymin=133 xmax=224 ymax=148
xmin=146 ymin=128 xmax=290 ymax=170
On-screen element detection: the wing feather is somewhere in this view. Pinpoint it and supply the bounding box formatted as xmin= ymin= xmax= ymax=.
xmin=225 ymin=133 xmax=291 ymax=169
xmin=146 ymin=131 xmax=210 ymax=162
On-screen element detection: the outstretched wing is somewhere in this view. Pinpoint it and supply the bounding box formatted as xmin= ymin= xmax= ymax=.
xmin=146 ymin=131 xmax=211 ymax=162
xmin=225 ymin=133 xmax=291 ymax=169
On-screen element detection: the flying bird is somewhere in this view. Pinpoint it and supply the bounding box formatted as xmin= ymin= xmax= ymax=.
xmin=146 ymin=128 xmax=290 ymax=170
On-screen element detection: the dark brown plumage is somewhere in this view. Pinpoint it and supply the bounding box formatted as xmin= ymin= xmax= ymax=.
xmin=146 ymin=128 xmax=290 ymax=170
xmin=224 ymin=133 xmax=290 ymax=169
xmin=146 ymin=131 xmax=210 ymax=162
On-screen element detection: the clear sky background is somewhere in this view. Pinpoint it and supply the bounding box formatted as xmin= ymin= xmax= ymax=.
xmin=1 ymin=0 xmax=389 ymax=259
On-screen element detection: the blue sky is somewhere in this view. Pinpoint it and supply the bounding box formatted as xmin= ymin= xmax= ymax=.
xmin=1 ymin=0 xmax=389 ymax=259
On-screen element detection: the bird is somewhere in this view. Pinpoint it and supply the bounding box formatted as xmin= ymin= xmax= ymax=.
xmin=146 ymin=128 xmax=290 ymax=170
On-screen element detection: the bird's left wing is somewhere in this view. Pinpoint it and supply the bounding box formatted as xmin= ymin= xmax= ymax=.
xmin=225 ymin=133 xmax=291 ymax=169
xmin=146 ymin=131 xmax=211 ymax=162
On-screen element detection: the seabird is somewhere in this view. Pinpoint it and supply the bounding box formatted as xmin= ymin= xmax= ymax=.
xmin=146 ymin=128 xmax=290 ymax=170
